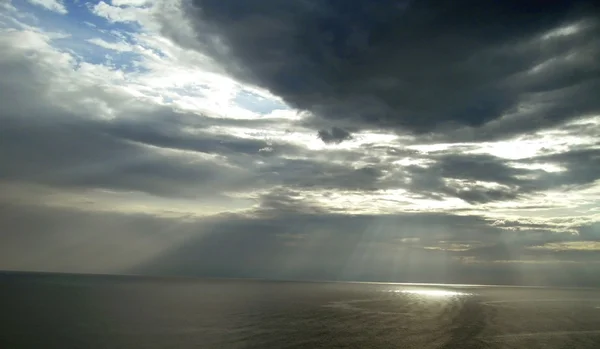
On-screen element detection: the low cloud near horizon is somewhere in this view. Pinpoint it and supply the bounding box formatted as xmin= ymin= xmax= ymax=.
xmin=0 ymin=0 xmax=599 ymax=286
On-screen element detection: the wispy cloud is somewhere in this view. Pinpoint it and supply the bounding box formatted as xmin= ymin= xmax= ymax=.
xmin=26 ymin=0 xmax=67 ymax=14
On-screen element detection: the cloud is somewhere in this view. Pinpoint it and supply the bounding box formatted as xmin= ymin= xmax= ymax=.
xmin=134 ymin=208 xmax=502 ymax=279
xmin=2 ymin=190 xmax=598 ymax=285
xmin=92 ymin=1 xmax=150 ymax=24
xmin=528 ymin=241 xmax=600 ymax=251
xmin=0 ymin=0 xmax=16 ymax=12
xmin=395 ymin=146 xmax=600 ymax=205
xmin=317 ymin=127 xmax=352 ymax=144
xmin=0 ymin=1 xmax=599 ymax=286
xmin=26 ymin=0 xmax=67 ymax=14
xmin=87 ymin=37 xmax=135 ymax=52
xmin=0 ymin=28 xmax=282 ymax=203
xmin=176 ymin=0 xmax=600 ymax=138
xmin=0 ymin=113 xmax=257 ymax=200
xmin=2 ymin=25 xmax=597 ymax=211
xmin=132 ymin=201 xmax=600 ymax=286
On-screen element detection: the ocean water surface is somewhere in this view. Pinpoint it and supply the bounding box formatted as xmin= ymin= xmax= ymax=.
xmin=1 ymin=272 xmax=600 ymax=348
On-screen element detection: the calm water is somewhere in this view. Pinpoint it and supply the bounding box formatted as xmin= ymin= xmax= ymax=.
xmin=1 ymin=273 xmax=600 ymax=348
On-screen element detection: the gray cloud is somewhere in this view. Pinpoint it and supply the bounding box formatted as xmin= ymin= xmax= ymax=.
xmin=2 ymin=190 xmax=597 ymax=285
xmin=254 ymin=145 xmax=600 ymax=204
xmin=178 ymin=0 xmax=600 ymax=138
xmin=530 ymin=148 xmax=600 ymax=188
xmin=0 ymin=107 xmax=387 ymax=199
xmin=0 ymin=113 xmax=253 ymax=199
xmin=102 ymin=112 xmax=303 ymax=162
xmin=399 ymin=154 xmax=525 ymax=203
xmin=3 ymin=12 xmax=597 ymax=205
xmin=388 ymin=147 xmax=600 ymax=204
xmin=317 ymin=127 xmax=352 ymax=144
xmin=132 ymin=198 xmax=600 ymax=285
xmin=0 ymin=38 xmax=296 ymax=199
xmin=258 ymin=159 xmax=385 ymax=192
xmin=1 ymin=4 xmax=599 ymax=286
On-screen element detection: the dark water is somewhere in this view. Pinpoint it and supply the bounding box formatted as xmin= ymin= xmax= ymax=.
xmin=1 ymin=273 xmax=600 ymax=348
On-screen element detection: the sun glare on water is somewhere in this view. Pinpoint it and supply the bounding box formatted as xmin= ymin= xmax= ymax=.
xmin=391 ymin=289 xmax=471 ymax=297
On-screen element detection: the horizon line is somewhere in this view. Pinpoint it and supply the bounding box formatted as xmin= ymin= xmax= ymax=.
xmin=1 ymin=269 xmax=598 ymax=290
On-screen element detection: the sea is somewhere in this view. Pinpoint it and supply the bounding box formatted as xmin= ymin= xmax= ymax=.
xmin=1 ymin=272 xmax=600 ymax=348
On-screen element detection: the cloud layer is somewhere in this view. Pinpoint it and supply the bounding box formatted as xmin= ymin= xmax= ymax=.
xmin=0 ymin=0 xmax=598 ymax=286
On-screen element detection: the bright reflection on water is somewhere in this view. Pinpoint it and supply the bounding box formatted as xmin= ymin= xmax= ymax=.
xmin=389 ymin=289 xmax=472 ymax=297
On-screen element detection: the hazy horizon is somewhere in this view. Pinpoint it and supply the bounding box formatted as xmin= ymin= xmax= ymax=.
xmin=4 ymin=269 xmax=600 ymax=290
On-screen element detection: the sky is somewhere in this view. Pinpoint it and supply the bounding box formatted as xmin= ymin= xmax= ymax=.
xmin=0 ymin=0 xmax=599 ymax=286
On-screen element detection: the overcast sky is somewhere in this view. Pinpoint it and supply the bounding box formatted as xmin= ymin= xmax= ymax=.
xmin=1 ymin=0 xmax=599 ymax=286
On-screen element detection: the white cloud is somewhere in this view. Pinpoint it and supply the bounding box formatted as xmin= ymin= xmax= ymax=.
xmin=529 ymin=241 xmax=600 ymax=251
xmin=87 ymin=37 xmax=134 ymax=52
xmin=84 ymin=1 xmax=286 ymax=122
xmin=92 ymin=1 xmax=151 ymax=24
xmin=26 ymin=0 xmax=67 ymax=14
xmin=0 ymin=0 xmax=16 ymax=12
xmin=111 ymin=0 xmax=152 ymax=6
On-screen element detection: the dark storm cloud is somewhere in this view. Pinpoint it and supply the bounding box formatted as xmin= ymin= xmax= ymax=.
xmin=317 ymin=127 xmax=352 ymax=144
xmin=179 ymin=0 xmax=600 ymax=137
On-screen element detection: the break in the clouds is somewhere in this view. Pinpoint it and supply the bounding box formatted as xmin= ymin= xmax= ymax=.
xmin=0 ymin=0 xmax=599 ymax=286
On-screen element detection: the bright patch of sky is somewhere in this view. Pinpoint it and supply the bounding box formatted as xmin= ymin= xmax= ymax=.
xmin=4 ymin=0 xmax=292 ymax=122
